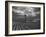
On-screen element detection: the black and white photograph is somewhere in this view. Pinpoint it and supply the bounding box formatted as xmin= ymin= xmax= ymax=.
xmin=5 ymin=1 xmax=45 ymax=36
xmin=12 ymin=6 xmax=40 ymax=30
